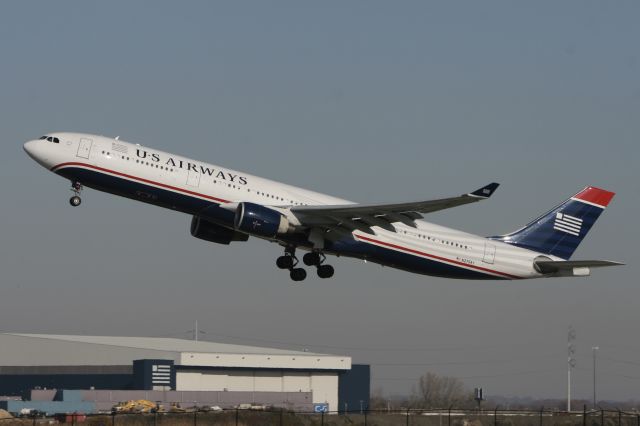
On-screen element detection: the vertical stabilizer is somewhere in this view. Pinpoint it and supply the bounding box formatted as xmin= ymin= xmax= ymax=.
xmin=492 ymin=187 xmax=615 ymax=259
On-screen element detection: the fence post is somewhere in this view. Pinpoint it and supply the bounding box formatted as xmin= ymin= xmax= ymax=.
xmin=321 ymin=411 xmax=324 ymax=426
xmin=280 ymin=407 xmax=283 ymax=426
xmin=618 ymin=409 xmax=622 ymax=426
xmin=602 ymin=410 xmax=605 ymax=426
xmin=112 ymin=412 xmax=115 ymax=426
xmin=406 ymin=407 xmax=410 ymax=426
xmin=494 ymin=406 xmax=498 ymax=426
xmin=364 ymin=409 xmax=367 ymax=426
xmin=584 ymin=404 xmax=587 ymax=426
xmin=539 ymin=406 xmax=544 ymax=426
xmin=448 ymin=406 xmax=452 ymax=426
xmin=194 ymin=409 xmax=197 ymax=426
xmin=235 ymin=408 xmax=239 ymax=426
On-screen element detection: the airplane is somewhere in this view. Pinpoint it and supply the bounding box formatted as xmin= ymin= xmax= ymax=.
xmin=24 ymin=132 xmax=622 ymax=281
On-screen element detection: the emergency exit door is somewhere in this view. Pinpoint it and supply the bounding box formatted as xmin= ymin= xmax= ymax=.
xmin=76 ymin=138 xmax=93 ymax=159
xmin=186 ymin=169 xmax=200 ymax=187
xmin=482 ymin=243 xmax=496 ymax=264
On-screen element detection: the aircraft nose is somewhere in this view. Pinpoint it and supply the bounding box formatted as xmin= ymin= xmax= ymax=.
xmin=23 ymin=140 xmax=38 ymax=157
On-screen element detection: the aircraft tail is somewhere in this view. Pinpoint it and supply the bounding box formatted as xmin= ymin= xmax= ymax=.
xmin=492 ymin=186 xmax=615 ymax=259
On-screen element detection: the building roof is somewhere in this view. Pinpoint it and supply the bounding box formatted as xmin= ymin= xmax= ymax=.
xmin=9 ymin=334 xmax=328 ymax=355
xmin=0 ymin=334 xmax=351 ymax=371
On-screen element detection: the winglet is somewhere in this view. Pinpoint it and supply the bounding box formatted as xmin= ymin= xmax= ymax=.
xmin=469 ymin=182 xmax=500 ymax=198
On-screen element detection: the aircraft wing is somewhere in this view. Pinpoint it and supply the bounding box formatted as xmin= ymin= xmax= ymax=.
xmin=534 ymin=259 xmax=624 ymax=275
xmin=290 ymin=182 xmax=499 ymax=234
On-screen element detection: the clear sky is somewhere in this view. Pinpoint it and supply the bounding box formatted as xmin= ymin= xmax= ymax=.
xmin=1 ymin=1 xmax=638 ymax=400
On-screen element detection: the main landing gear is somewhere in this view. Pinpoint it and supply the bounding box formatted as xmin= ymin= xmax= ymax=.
xmin=276 ymin=248 xmax=335 ymax=281
xmin=303 ymin=251 xmax=335 ymax=279
xmin=69 ymin=181 xmax=83 ymax=207
xmin=276 ymin=247 xmax=306 ymax=282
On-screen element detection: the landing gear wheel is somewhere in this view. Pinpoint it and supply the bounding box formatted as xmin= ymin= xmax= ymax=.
xmin=276 ymin=256 xmax=294 ymax=269
xmin=317 ymin=264 xmax=334 ymax=279
xmin=303 ymin=252 xmax=322 ymax=266
xmin=69 ymin=181 xmax=83 ymax=206
xmin=290 ymin=268 xmax=307 ymax=282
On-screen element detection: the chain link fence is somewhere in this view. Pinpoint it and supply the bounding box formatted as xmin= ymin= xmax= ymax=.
xmin=2 ymin=406 xmax=640 ymax=426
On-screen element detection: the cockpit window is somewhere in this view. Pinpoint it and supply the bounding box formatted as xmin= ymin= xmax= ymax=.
xmin=39 ymin=136 xmax=47 ymax=140
xmin=43 ymin=136 xmax=59 ymax=143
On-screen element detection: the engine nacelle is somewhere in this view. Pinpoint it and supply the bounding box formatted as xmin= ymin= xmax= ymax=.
xmin=190 ymin=216 xmax=249 ymax=245
xmin=234 ymin=202 xmax=290 ymax=238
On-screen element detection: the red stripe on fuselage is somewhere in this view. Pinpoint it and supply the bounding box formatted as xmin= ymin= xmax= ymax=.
xmin=51 ymin=162 xmax=230 ymax=204
xmin=355 ymin=234 xmax=521 ymax=279
xmin=52 ymin=162 xmax=521 ymax=279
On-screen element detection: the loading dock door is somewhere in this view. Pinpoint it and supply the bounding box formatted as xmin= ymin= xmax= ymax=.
xmin=76 ymin=138 xmax=93 ymax=159
xmin=482 ymin=243 xmax=496 ymax=264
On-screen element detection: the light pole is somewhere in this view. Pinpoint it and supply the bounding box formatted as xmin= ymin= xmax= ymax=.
xmin=592 ymin=346 xmax=599 ymax=409
xmin=567 ymin=326 xmax=576 ymax=412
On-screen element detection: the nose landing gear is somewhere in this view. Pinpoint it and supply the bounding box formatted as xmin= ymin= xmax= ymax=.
xmin=276 ymin=247 xmax=307 ymax=282
xmin=69 ymin=181 xmax=83 ymax=207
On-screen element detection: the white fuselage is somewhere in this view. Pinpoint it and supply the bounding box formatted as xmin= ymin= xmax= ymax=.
xmin=24 ymin=132 xmax=553 ymax=280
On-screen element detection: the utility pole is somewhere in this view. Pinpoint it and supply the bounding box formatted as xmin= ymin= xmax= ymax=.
xmin=592 ymin=346 xmax=599 ymax=409
xmin=567 ymin=326 xmax=576 ymax=412
xmin=474 ymin=387 xmax=484 ymax=412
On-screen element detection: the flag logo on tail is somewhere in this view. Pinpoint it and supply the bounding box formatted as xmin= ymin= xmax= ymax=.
xmin=554 ymin=212 xmax=583 ymax=236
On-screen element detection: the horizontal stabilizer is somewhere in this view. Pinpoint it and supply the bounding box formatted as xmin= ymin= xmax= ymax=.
xmin=534 ymin=259 xmax=624 ymax=275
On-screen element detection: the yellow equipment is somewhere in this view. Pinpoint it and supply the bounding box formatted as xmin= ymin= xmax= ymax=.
xmin=113 ymin=400 xmax=162 ymax=413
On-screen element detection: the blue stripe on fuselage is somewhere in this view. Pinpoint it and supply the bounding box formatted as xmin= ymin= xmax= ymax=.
xmin=323 ymin=238 xmax=504 ymax=280
xmin=57 ymin=166 xmax=504 ymax=280
xmin=56 ymin=166 xmax=234 ymax=223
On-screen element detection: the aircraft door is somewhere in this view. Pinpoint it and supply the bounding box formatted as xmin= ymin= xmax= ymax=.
xmin=76 ymin=138 xmax=93 ymax=159
xmin=186 ymin=169 xmax=200 ymax=187
xmin=482 ymin=243 xmax=496 ymax=264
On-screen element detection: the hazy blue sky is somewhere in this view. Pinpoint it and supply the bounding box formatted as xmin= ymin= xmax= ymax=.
xmin=1 ymin=1 xmax=638 ymax=400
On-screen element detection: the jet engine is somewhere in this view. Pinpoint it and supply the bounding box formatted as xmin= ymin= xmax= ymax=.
xmin=190 ymin=216 xmax=249 ymax=245
xmin=234 ymin=202 xmax=291 ymax=238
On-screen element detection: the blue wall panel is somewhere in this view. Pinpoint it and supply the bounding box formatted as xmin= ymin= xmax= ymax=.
xmin=338 ymin=364 xmax=370 ymax=414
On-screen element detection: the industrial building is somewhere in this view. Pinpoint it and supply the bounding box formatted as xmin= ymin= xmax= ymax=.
xmin=0 ymin=333 xmax=369 ymax=414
